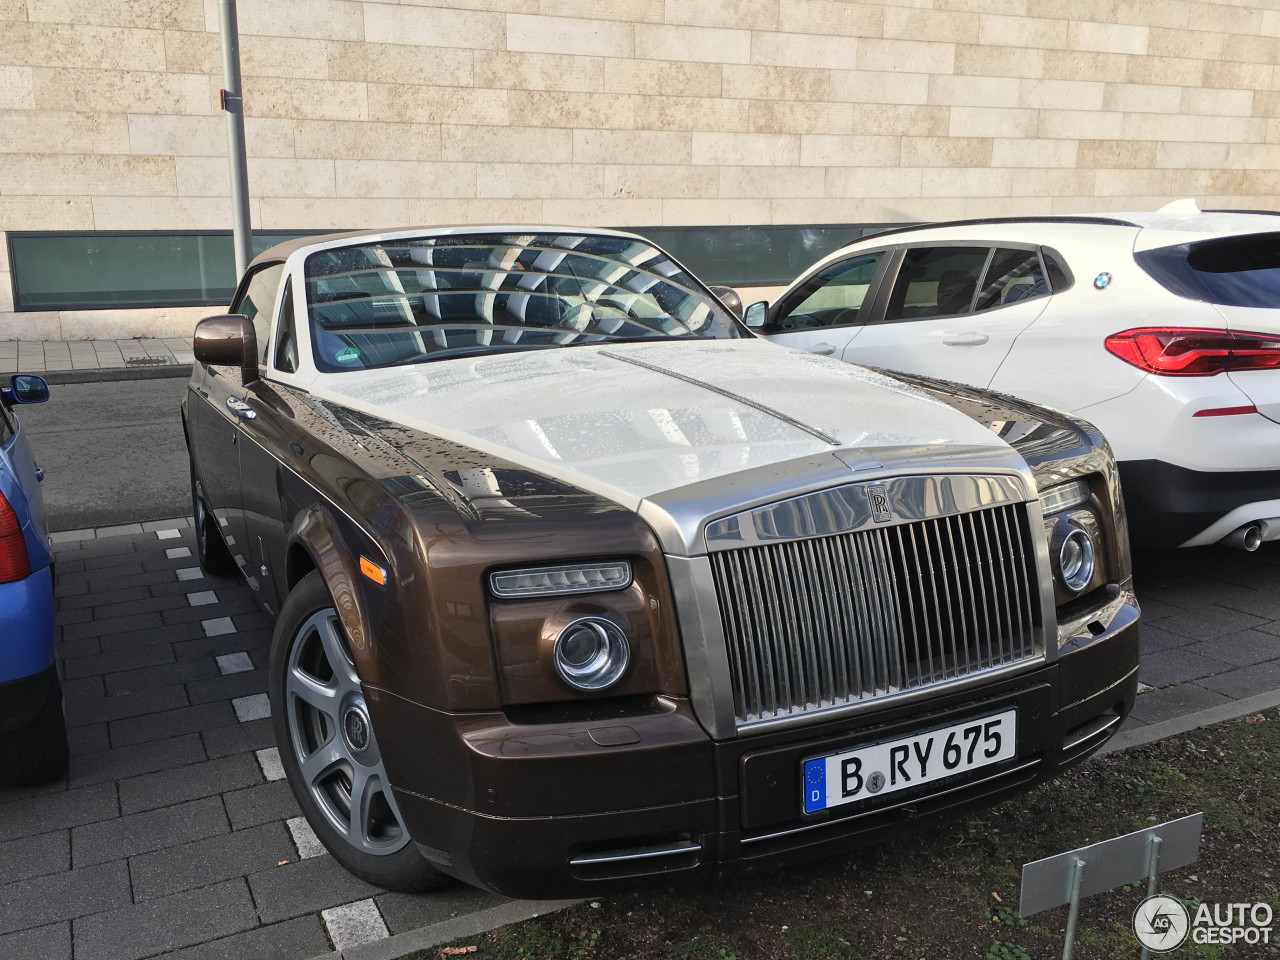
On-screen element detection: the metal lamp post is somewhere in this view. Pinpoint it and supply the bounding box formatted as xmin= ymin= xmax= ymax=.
xmin=217 ymin=0 xmax=253 ymax=278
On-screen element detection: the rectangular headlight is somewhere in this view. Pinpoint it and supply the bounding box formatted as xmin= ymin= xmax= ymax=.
xmin=489 ymin=561 xmax=633 ymax=598
xmin=1040 ymin=479 xmax=1091 ymax=515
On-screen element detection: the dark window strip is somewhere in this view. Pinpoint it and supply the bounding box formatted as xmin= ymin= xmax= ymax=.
xmin=6 ymin=224 xmax=909 ymax=313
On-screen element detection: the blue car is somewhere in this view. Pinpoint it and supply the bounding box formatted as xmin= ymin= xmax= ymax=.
xmin=0 ymin=373 xmax=65 ymax=786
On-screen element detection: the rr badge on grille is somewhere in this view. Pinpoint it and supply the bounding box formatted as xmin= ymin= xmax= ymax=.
xmin=866 ymin=484 xmax=892 ymax=524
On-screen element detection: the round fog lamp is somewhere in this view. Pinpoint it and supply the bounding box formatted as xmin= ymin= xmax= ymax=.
xmin=1058 ymin=527 xmax=1096 ymax=593
xmin=553 ymin=618 xmax=630 ymax=691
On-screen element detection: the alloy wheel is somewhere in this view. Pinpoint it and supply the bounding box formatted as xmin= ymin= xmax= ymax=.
xmin=284 ymin=609 xmax=411 ymax=856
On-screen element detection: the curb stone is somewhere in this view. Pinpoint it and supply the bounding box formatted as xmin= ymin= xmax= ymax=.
xmin=1099 ymin=688 xmax=1280 ymax=755
xmin=312 ymin=899 xmax=583 ymax=960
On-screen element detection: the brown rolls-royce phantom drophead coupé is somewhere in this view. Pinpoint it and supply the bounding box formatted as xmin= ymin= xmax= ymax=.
xmin=183 ymin=227 xmax=1139 ymax=898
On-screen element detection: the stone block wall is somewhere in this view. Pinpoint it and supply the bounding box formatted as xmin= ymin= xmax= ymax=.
xmin=0 ymin=0 xmax=1278 ymax=338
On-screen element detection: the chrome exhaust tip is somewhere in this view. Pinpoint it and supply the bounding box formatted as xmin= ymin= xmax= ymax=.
xmin=1222 ymin=521 xmax=1267 ymax=551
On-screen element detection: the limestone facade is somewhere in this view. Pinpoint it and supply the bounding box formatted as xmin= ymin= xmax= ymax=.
xmin=1 ymin=0 xmax=1278 ymax=338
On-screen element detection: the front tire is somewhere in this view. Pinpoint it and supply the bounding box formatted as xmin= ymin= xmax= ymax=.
xmin=269 ymin=571 xmax=448 ymax=893
xmin=0 ymin=674 xmax=69 ymax=787
xmin=190 ymin=460 xmax=235 ymax=576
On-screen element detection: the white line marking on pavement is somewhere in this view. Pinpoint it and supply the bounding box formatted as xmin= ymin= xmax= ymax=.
xmin=166 ymin=546 xmax=192 ymax=559
xmin=233 ymin=693 xmax=271 ymax=722
xmin=287 ymin=816 xmax=326 ymax=859
xmin=216 ymin=652 xmax=254 ymax=675
xmin=176 ymin=567 xmax=203 ymax=581
xmin=187 ymin=590 xmax=218 ymax=607
xmin=156 ymin=529 xmax=181 ymax=540
xmin=201 ymin=617 xmax=235 ymax=637
xmin=322 ymin=899 xmax=389 ymax=952
xmin=256 ymin=747 xmax=285 ymax=782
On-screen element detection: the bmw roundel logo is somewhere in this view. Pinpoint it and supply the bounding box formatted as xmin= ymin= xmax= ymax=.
xmin=1094 ymin=272 xmax=1112 ymax=290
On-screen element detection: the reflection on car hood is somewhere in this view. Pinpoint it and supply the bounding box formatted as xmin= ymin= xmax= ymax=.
xmin=878 ymin=369 xmax=1102 ymax=488
xmin=306 ymin=339 xmax=1010 ymax=511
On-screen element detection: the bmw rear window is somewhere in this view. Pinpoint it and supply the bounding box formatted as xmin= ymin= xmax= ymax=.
xmin=1136 ymin=232 xmax=1280 ymax=308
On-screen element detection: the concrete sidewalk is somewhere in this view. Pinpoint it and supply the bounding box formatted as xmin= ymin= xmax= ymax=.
xmin=0 ymin=340 xmax=194 ymax=381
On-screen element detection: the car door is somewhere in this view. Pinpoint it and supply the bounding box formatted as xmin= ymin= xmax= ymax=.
xmin=191 ymin=261 xmax=284 ymax=579
xmin=758 ymin=250 xmax=890 ymax=357
xmin=237 ymin=275 xmax=303 ymax=609
xmin=841 ymin=244 xmax=1051 ymax=388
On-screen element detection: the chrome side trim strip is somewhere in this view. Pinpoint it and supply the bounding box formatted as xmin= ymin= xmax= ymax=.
xmin=741 ymin=758 xmax=1041 ymax=846
xmin=569 ymin=840 xmax=701 ymax=866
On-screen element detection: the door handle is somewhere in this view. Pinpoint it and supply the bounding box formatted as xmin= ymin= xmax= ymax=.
xmin=942 ymin=333 xmax=989 ymax=347
xmin=808 ymin=343 xmax=837 ymax=356
xmin=226 ymin=397 xmax=257 ymax=420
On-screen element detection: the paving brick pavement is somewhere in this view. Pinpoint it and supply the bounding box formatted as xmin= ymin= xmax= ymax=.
xmin=1 ymin=527 xmax=1278 ymax=959
xmin=0 ymin=523 xmax=505 ymax=960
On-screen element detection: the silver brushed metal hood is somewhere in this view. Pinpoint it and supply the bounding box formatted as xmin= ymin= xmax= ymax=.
xmin=306 ymin=338 xmax=1029 ymax=555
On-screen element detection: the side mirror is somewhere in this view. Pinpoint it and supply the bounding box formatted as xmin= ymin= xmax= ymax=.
xmin=2 ymin=374 xmax=50 ymax=405
xmin=194 ymin=314 xmax=258 ymax=384
xmin=708 ymin=284 xmax=743 ymax=320
xmin=743 ymin=301 xmax=769 ymax=330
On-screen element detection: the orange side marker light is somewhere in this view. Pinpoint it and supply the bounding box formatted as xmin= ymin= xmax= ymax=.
xmin=359 ymin=556 xmax=387 ymax=585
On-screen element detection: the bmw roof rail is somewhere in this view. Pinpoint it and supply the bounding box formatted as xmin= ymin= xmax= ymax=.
xmin=860 ymin=215 xmax=1141 ymax=244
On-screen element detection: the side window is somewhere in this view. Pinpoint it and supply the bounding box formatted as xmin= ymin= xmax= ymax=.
xmin=774 ymin=252 xmax=884 ymax=330
xmin=1042 ymin=248 xmax=1072 ymax=293
xmin=0 ymin=403 xmax=12 ymax=446
xmin=884 ymin=247 xmax=990 ymax=322
xmin=231 ymin=263 xmax=285 ymax=366
xmin=974 ymin=248 xmax=1049 ymax=311
xmin=274 ymin=278 xmax=298 ymax=373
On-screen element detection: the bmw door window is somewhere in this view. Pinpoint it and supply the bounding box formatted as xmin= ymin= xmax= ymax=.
xmin=0 ymin=402 xmax=12 ymax=446
xmin=302 ymin=233 xmax=744 ymax=372
xmin=771 ymin=252 xmax=884 ymax=332
xmin=1136 ymin=232 xmax=1280 ymax=307
xmin=232 ymin=263 xmax=285 ymax=366
xmin=974 ymin=248 xmax=1049 ymax=312
xmin=883 ymin=247 xmax=991 ymax=321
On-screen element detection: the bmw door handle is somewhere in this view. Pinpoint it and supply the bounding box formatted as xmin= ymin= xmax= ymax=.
xmin=226 ymin=397 xmax=257 ymax=420
xmin=943 ymin=333 xmax=989 ymax=347
xmin=807 ymin=343 xmax=837 ymax=356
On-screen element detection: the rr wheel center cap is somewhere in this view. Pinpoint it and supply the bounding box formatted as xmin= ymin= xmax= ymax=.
xmin=343 ymin=706 xmax=371 ymax=754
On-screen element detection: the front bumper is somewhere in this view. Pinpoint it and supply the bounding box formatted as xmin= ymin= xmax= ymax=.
xmin=370 ymin=612 xmax=1139 ymax=899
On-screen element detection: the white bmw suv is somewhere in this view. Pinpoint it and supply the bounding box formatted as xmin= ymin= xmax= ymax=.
xmin=748 ymin=201 xmax=1280 ymax=551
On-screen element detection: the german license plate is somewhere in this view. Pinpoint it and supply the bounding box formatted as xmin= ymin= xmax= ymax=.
xmin=802 ymin=708 xmax=1017 ymax=815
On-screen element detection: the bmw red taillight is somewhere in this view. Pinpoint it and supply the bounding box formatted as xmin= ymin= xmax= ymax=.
xmin=1104 ymin=327 xmax=1280 ymax=376
xmin=0 ymin=489 xmax=31 ymax=584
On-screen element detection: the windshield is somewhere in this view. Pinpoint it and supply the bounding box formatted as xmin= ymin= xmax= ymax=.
xmin=1136 ymin=231 xmax=1280 ymax=308
xmin=303 ymin=232 xmax=744 ymax=372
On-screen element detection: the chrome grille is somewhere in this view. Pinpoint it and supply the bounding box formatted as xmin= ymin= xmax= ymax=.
xmin=710 ymin=502 xmax=1040 ymax=725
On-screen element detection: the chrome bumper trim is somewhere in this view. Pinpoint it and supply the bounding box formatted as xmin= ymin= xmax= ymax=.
xmin=569 ymin=840 xmax=702 ymax=866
